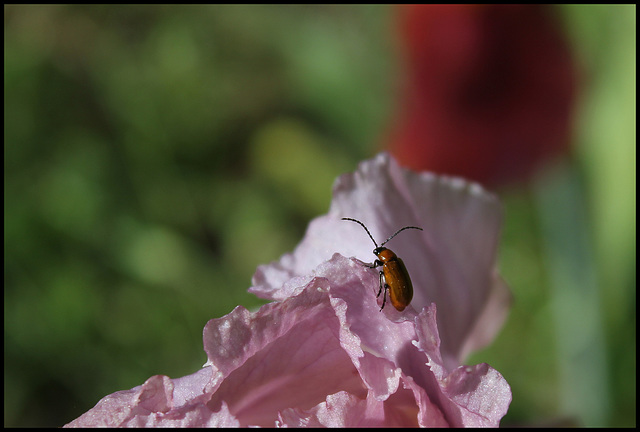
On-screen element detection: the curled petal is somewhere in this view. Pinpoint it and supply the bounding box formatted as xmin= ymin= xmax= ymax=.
xmin=251 ymin=153 xmax=510 ymax=364
xmin=64 ymin=369 xmax=238 ymax=427
xmin=203 ymin=276 xmax=367 ymax=426
xmin=412 ymin=304 xmax=512 ymax=427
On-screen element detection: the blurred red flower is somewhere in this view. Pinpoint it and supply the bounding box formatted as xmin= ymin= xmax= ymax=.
xmin=388 ymin=4 xmax=578 ymax=187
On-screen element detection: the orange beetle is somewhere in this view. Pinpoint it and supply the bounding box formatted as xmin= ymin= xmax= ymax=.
xmin=342 ymin=218 xmax=423 ymax=311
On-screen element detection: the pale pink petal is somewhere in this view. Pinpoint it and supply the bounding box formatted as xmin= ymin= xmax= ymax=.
xmin=278 ymin=391 xmax=370 ymax=427
xmin=441 ymin=363 xmax=512 ymax=427
xmin=399 ymin=172 xmax=511 ymax=365
xmin=399 ymin=374 xmax=449 ymax=427
xmin=279 ymin=376 xmax=448 ymax=428
xmin=279 ymin=388 xmax=429 ymax=428
xmin=412 ymin=304 xmax=512 ymax=427
xmin=250 ymin=153 xmax=510 ymax=366
xmin=64 ymin=368 xmax=238 ymax=428
xmin=202 ymin=276 xmax=367 ymax=426
xmin=125 ymin=401 xmax=239 ymax=427
xmin=458 ymin=271 xmax=512 ymax=362
xmin=315 ymin=255 xmax=417 ymax=399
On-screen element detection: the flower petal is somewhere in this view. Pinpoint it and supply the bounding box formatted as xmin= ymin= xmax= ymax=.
xmin=412 ymin=304 xmax=512 ymax=427
xmin=203 ymin=276 xmax=366 ymax=426
xmin=64 ymin=368 xmax=238 ymax=428
xmin=251 ymin=153 xmax=510 ymax=364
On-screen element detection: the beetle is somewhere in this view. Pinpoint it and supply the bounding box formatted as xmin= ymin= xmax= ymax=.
xmin=342 ymin=217 xmax=423 ymax=311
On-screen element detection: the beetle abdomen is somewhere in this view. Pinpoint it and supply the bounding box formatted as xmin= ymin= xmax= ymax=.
xmin=384 ymin=257 xmax=413 ymax=311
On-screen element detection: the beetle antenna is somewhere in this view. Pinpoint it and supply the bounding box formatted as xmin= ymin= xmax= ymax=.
xmin=380 ymin=226 xmax=423 ymax=247
xmin=341 ymin=218 xmax=378 ymax=247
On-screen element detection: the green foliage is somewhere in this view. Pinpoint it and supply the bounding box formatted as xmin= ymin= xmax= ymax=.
xmin=4 ymin=5 xmax=635 ymax=427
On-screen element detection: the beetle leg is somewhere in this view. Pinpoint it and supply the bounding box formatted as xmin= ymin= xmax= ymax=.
xmin=377 ymin=271 xmax=389 ymax=311
xmin=365 ymin=259 xmax=383 ymax=269
xmin=380 ymin=284 xmax=388 ymax=311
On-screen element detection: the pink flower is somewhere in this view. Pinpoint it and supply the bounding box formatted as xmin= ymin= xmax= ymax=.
xmin=65 ymin=153 xmax=512 ymax=427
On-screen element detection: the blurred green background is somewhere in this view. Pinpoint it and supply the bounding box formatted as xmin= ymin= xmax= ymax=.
xmin=4 ymin=5 xmax=635 ymax=427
